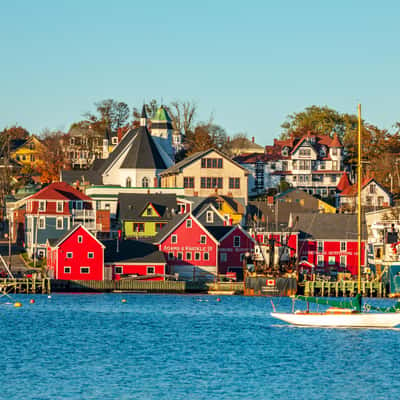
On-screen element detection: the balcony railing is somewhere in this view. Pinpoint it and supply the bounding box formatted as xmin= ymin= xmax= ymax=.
xmin=72 ymin=210 xmax=95 ymax=219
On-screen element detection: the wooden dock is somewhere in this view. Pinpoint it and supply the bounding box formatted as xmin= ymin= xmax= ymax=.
xmin=302 ymin=280 xmax=386 ymax=298
xmin=0 ymin=278 xmax=51 ymax=294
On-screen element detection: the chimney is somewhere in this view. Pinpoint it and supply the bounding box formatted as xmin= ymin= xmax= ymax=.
xmin=252 ymin=136 xmax=255 ymax=143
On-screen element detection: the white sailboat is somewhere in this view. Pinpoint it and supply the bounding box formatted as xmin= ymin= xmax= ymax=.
xmin=271 ymin=104 xmax=400 ymax=328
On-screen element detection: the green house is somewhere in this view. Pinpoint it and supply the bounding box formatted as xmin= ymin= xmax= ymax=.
xmin=118 ymin=193 xmax=178 ymax=239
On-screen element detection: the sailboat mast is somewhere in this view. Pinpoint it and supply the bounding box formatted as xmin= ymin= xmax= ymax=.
xmin=357 ymin=104 xmax=362 ymax=293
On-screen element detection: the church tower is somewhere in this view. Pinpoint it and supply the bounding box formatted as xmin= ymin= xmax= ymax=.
xmin=151 ymin=106 xmax=175 ymax=160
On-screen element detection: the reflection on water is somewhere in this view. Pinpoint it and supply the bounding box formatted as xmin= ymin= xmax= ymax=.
xmin=0 ymin=294 xmax=398 ymax=400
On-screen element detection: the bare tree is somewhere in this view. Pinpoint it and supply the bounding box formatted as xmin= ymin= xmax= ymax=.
xmin=169 ymin=100 xmax=197 ymax=135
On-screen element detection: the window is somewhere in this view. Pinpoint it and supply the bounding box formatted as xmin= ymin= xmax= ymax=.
xmin=200 ymin=177 xmax=223 ymax=189
xmin=78 ymin=235 xmax=83 ymax=243
xmin=38 ymin=217 xmax=46 ymax=229
xmin=229 ymin=178 xmax=240 ymax=189
xmin=115 ymin=266 xmax=123 ymax=274
xmin=168 ymin=252 xmax=174 ymax=260
xmin=340 ymin=256 xmax=346 ymax=267
xmin=142 ymin=177 xmax=149 ymax=187
xmin=56 ymin=217 xmax=63 ymax=230
xmin=80 ymin=267 xmax=90 ymax=274
xmin=332 ymin=161 xmax=338 ymax=170
xmin=126 ymin=177 xmax=131 ymax=188
xmin=206 ymin=211 xmax=214 ymax=223
xmin=105 ymin=203 xmax=110 ymax=209
xmin=147 ymin=207 xmax=152 ymax=216
xmin=233 ymin=236 xmax=241 ymax=247
xmin=340 ymin=242 xmax=346 ymax=252
xmin=195 ymin=252 xmax=201 ymax=261
xmin=184 ymin=219 xmax=192 ymax=228
xmin=57 ymin=201 xmax=63 ymax=212
xmin=147 ymin=266 xmax=155 ymax=274
xmin=317 ymin=241 xmax=323 ymax=252
xmin=112 ymin=137 xmax=118 ymax=145
xmin=200 ymin=235 xmax=207 ymax=244
xmin=328 ymin=256 xmax=336 ymax=265
xmin=370 ymin=184 xmax=376 ymax=194
xmin=171 ymin=235 xmax=178 ymax=244
xmin=317 ymin=255 xmax=324 ymax=266
xmin=299 ymin=148 xmax=311 ymax=157
xmin=88 ymin=252 xmax=94 ymax=259
xmin=177 ymin=252 xmax=183 ymax=260
xmin=378 ymin=196 xmax=384 ymax=206
xmin=184 ymin=177 xmax=195 ymax=188
xmin=201 ymin=158 xmax=223 ymax=168
xmin=220 ymin=253 xmax=227 ymax=262
xmin=66 ymin=252 xmax=73 ymax=259
xmin=64 ymin=267 xmax=71 ymax=274
xmin=282 ymin=147 xmax=289 ymax=157
xmin=332 ymin=148 xmax=337 ymax=156
xmin=330 ymin=174 xmax=337 ymax=183
xmin=203 ymin=252 xmax=209 ymax=261
xmin=366 ymin=196 xmax=372 ymax=206
xmin=38 ymin=200 xmax=46 ymax=211
xmin=155 ymin=223 xmax=165 ymax=232
xmin=133 ymin=223 xmax=145 ymax=232
xmin=186 ymin=252 xmax=192 ymax=260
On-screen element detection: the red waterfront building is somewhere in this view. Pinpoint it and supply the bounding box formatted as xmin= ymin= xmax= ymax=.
xmin=154 ymin=213 xmax=255 ymax=280
xmin=46 ymin=224 xmax=105 ymax=280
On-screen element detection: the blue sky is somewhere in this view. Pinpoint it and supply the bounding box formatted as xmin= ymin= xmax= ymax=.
xmin=1 ymin=0 xmax=399 ymax=144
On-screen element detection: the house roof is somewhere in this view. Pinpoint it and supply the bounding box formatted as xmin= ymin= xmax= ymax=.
xmin=336 ymin=172 xmax=351 ymax=192
xmin=291 ymin=212 xmax=367 ymax=240
xmin=193 ymin=195 xmax=245 ymax=215
xmin=47 ymin=224 xmax=104 ymax=248
xmin=152 ymin=213 xmax=189 ymax=244
xmin=206 ymin=226 xmax=233 ymax=241
xmin=29 ymin=182 xmax=92 ymax=201
xmin=340 ymin=177 xmax=386 ymax=197
xmin=159 ymin=148 xmax=249 ymax=176
xmin=120 ymin=125 xmax=167 ymax=170
xmin=103 ymin=239 xmax=166 ymax=264
xmin=118 ymin=193 xmax=178 ymax=221
xmin=330 ymin=133 xmax=343 ymax=147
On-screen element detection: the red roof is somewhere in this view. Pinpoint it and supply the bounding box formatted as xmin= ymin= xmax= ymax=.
xmin=340 ymin=177 xmax=375 ymax=196
xmin=330 ymin=133 xmax=343 ymax=148
xmin=336 ymin=172 xmax=351 ymax=192
xmin=29 ymin=182 xmax=92 ymax=201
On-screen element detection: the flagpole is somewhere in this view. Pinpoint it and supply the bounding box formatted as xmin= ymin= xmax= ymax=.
xmin=357 ymin=104 xmax=362 ymax=294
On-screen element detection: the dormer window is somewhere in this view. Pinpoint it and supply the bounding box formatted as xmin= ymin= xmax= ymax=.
xmin=112 ymin=137 xmax=118 ymax=145
xmin=38 ymin=200 xmax=46 ymax=212
xmin=281 ymin=147 xmax=289 ymax=157
xmin=320 ymin=146 xmax=327 ymax=157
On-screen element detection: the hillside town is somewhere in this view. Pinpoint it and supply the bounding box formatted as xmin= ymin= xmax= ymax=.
xmin=1 ymin=102 xmax=400 ymax=296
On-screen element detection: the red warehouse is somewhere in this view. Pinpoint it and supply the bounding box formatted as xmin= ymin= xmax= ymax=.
xmin=103 ymin=239 xmax=167 ymax=281
xmin=47 ymin=224 xmax=105 ymax=280
xmin=154 ymin=213 xmax=219 ymax=281
xmin=293 ymin=213 xmax=367 ymax=275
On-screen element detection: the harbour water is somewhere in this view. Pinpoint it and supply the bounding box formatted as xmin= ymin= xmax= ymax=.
xmin=1 ymin=294 xmax=400 ymax=400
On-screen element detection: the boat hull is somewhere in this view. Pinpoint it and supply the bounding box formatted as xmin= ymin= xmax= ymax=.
xmin=271 ymin=312 xmax=400 ymax=328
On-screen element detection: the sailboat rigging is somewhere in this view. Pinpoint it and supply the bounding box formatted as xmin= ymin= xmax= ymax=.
xmin=271 ymin=104 xmax=400 ymax=328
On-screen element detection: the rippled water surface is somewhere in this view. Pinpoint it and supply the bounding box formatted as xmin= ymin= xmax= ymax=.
xmin=1 ymin=294 xmax=399 ymax=400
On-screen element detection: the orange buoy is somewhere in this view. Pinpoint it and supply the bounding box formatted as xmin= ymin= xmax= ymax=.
xmin=29 ymin=299 xmax=35 ymax=304
xmin=14 ymin=302 xmax=22 ymax=308
xmin=121 ymin=299 xmax=127 ymax=303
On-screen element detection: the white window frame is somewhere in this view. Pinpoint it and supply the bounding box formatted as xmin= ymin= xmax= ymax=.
xmin=233 ymin=236 xmax=241 ymax=248
xmin=340 ymin=255 xmax=346 ymax=267
xmin=195 ymin=252 xmax=201 ymax=261
xmin=200 ymin=235 xmax=207 ymax=244
xmin=171 ymin=235 xmax=178 ymax=244
xmin=186 ymin=219 xmax=192 ymax=228
xmin=115 ymin=266 xmax=123 ymax=274
xmin=56 ymin=201 xmax=63 ymax=213
xmin=203 ymin=252 xmax=209 ymax=261
xmin=88 ymin=252 xmax=94 ymax=259
xmin=147 ymin=266 xmax=155 ymax=274
xmin=340 ymin=241 xmax=346 ymax=252
xmin=317 ymin=241 xmax=323 ymax=253
xmin=186 ymin=252 xmax=192 ymax=260
xmin=78 ymin=235 xmax=83 ymax=243
xmin=56 ymin=217 xmax=63 ymax=230
xmin=66 ymin=252 xmax=73 ymax=259
xmin=328 ymin=256 xmax=336 ymax=265
xmin=317 ymin=255 xmax=324 ymax=266
xmin=64 ymin=266 xmax=71 ymax=274
xmin=177 ymin=252 xmax=183 ymax=260
xmin=38 ymin=200 xmax=46 ymax=212
xmin=206 ymin=211 xmax=214 ymax=224
xmin=168 ymin=252 xmax=174 ymax=260
xmin=38 ymin=217 xmax=46 ymax=230
xmin=80 ymin=266 xmax=90 ymax=274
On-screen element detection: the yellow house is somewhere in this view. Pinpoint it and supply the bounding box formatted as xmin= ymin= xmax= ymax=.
xmin=11 ymin=136 xmax=46 ymax=169
xmin=160 ymin=148 xmax=249 ymax=205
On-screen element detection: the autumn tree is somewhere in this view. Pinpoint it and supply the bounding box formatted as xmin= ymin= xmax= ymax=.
xmin=35 ymin=129 xmax=69 ymax=183
xmin=132 ymin=99 xmax=159 ymax=120
xmin=185 ymin=125 xmax=214 ymax=155
xmin=280 ymin=105 xmax=358 ymax=141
